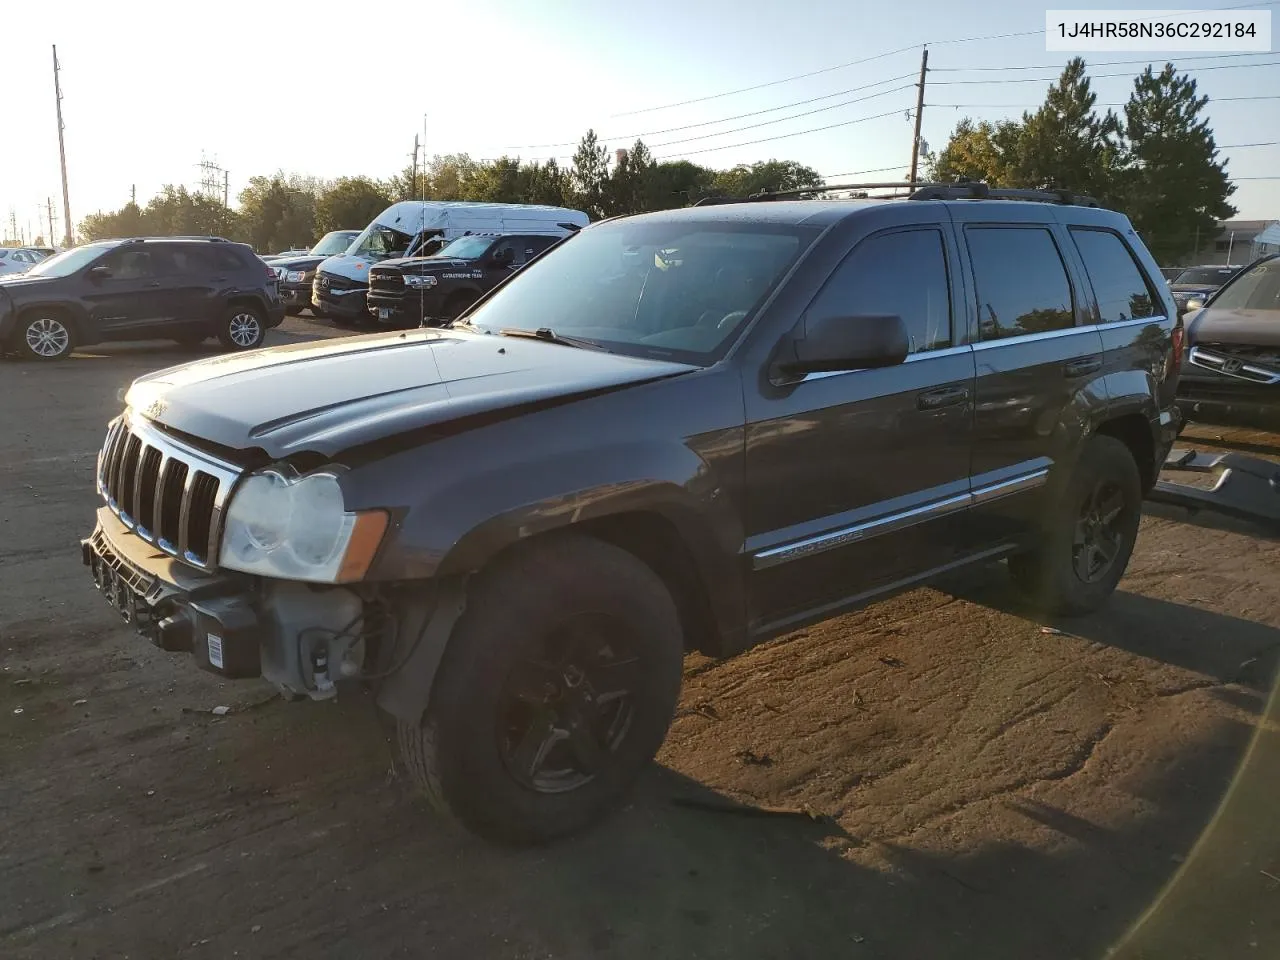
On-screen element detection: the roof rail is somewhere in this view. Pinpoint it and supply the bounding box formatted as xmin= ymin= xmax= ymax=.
xmin=120 ymin=235 xmax=231 ymax=243
xmin=737 ymin=180 xmax=1101 ymax=207
xmin=692 ymin=195 xmax=757 ymax=207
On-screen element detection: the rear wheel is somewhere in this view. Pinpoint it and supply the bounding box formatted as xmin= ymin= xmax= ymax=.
xmin=217 ymin=305 xmax=266 ymax=351
xmin=397 ymin=535 xmax=684 ymax=845
xmin=16 ymin=311 xmax=75 ymax=361
xmin=1008 ymin=435 xmax=1142 ymax=617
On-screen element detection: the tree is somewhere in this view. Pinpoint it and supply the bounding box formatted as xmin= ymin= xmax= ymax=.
xmin=237 ymin=175 xmax=316 ymax=253
xmin=1117 ymin=63 xmax=1236 ymax=263
xmin=1011 ymin=58 xmax=1121 ymax=198
xmin=524 ymin=159 xmax=570 ymax=207
xmin=929 ymin=118 xmax=1022 ymax=184
xmin=468 ymin=158 xmax=529 ymax=204
xmin=711 ymin=159 xmax=823 ymax=197
xmin=639 ymin=159 xmax=717 ymax=210
xmin=426 ymin=154 xmax=481 ymax=200
xmin=571 ymin=129 xmax=611 ymax=219
xmin=316 ymin=177 xmax=392 ymax=233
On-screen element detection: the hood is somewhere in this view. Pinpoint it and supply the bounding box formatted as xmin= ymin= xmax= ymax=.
xmin=1171 ymin=283 xmax=1222 ymax=295
xmin=376 ymin=256 xmax=473 ymax=275
xmin=269 ymin=254 xmax=326 ymax=272
xmin=124 ymin=329 xmax=696 ymax=459
xmin=316 ymin=253 xmax=382 ymax=283
xmin=0 ymin=273 xmax=55 ymax=289
xmin=1186 ymin=307 xmax=1280 ymax=349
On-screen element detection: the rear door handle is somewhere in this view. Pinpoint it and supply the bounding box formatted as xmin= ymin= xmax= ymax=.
xmin=1064 ymin=356 xmax=1102 ymax=378
xmin=917 ymin=385 xmax=970 ymax=410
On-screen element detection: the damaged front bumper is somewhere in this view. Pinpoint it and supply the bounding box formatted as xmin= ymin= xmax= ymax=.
xmin=82 ymin=507 xmax=367 ymax=699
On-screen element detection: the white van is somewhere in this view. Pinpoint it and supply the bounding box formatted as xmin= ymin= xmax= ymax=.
xmin=311 ymin=201 xmax=589 ymax=324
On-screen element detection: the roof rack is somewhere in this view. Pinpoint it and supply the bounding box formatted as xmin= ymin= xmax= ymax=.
xmin=119 ymin=235 xmax=231 ymax=243
xmin=732 ymin=180 xmax=1101 ymax=208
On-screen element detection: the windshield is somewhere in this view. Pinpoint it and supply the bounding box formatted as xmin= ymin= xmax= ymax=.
xmin=466 ymin=219 xmax=817 ymax=363
xmin=347 ymin=223 xmax=415 ymax=260
xmin=435 ymin=236 xmax=495 ymax=261
xmin=1209 ymin=257 xmax=1280 ymax=312
xmin=311 ymin=231 xmax=358 ymax=257
xmin=1175 ymin=266 xmax=1237 ymax=286
xmin=25 ymin=243 xmax=112 ymax=278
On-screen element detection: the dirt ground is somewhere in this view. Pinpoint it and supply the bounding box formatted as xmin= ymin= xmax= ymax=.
xmin=2 ymin=319 xmax=1279 ymax=959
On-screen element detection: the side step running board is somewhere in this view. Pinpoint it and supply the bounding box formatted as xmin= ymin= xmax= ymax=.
xmin=1147 ymin=448 xmax=1280 ymax=532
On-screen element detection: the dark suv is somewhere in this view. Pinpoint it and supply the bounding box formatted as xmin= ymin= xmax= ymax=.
xmin=81 ymin=187 xmax=1181 ymax=844
xmin=0 ymin=237 xmax=284 ymax=361
xmin=367 ymin=233 xmax=563 ymax=328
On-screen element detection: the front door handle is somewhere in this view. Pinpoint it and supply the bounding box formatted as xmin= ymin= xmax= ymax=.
xmin=1064 ymin=356 xmax=1102 ymax=378
xmin=146 ymin=280 xmax=162 ymax=288
xmin=917 ymin=385 xmax=970 ymax=410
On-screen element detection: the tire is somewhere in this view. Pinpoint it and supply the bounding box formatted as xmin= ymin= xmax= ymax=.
xmin=1008 ymin=435 xmax=1143 ymax=617
xmin=15 ymin=311 xmax=75 ymax=361
xmin=397 ymin=534 xmax=684 ymax=845
xmin=217 ymin=305 xmax=266 ymax=351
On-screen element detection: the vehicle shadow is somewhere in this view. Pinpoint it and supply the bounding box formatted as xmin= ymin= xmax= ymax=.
xmin=938 ymin=567 xmax=1280 ymax=693
xmin=5 ymin=648 xmax=1266 ymax=960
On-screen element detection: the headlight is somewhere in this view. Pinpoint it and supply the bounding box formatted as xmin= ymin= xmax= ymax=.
xmin=219 ymin=468 xmax=388 ymax=583
xmin=404 ymin=274 xmax=437 ymax=287
xmin=285 ymin=270 xmax=309 ymax=283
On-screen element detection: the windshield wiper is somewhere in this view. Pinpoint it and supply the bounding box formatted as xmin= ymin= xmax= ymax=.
xmin=497 ymin=327 xmax=606 ymax=351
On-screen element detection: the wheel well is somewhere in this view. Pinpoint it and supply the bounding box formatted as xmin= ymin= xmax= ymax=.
xmin=226 ymin=296 xmax=265 ymax=317
xmin=474 ymin=512 xmax=722 ymax=657
xmin=1096 ymin=413 xmax=1156 ymax=490
xmin=12 ymin=305 xmax=78 ymax=343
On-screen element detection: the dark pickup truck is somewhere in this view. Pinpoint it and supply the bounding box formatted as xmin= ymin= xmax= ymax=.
xmin=81 ymin=186 xmax=1182 ymax=844
xmin=366 ymin=232 xmax=563 ymax=328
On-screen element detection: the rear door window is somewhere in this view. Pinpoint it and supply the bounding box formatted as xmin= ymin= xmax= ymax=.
xmin=966 ymin=227 xmax=1075 ymax=340
xmin=1070 ymin=228 xmax=1158 ymax=323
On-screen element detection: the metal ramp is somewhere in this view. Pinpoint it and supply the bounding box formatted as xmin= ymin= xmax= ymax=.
xmin=1147 ymin=448 xmax=1280 ymax=533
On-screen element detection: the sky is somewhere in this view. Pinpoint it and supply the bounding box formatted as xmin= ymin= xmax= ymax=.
xmin=3 ymin=0 xmax=1278 ymax=244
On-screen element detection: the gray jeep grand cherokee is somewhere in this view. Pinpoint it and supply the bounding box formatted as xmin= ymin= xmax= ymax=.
xmin=82 ymin=185 xmax=1182 ymax=844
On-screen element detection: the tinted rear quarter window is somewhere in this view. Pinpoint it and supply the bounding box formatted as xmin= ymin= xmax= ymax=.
xmin=807 ymin=228 xmax=952 ymax=353
xmin=1070 ymin=228 xmax=1157 ymax=323
xmin=966 ymin=227 xmax=1075 ymax=340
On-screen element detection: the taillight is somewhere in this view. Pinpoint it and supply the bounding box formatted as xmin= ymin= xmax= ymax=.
xmin=1167 ymin=324 xmax=1185 ymax=379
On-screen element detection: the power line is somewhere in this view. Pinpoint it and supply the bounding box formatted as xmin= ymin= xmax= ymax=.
xmin=931 ymin=51 xmax=1277 ymax=72
xmin=509 ymin=72 xmax=918 ymax=150
xmin=928 ymin=93 xmax=1280 ymax=108
xmin=654 ymin=107 xmax=907 ymax=160
xmin=608 ymin=0 xmax=1278 ymax=118
xmin=644 ymin=85 xmax=915 ymax=150
xmin=820 ymin=164 xmax=910 ymax=179
xmin=930 ymin=56 xmax=1280 ymax=85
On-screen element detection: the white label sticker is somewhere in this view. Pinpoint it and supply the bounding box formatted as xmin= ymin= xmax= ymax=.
xmin=1046 ymin=10 xmax=1271 ymax=52
xmin=207 ymin=633 xmax=224 ymax=669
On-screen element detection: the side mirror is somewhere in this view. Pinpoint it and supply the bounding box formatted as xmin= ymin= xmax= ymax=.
xmin=88 ymin=264 xmax=112 ymax=281
xmin=775 ymin=313 xmax=910 ymax=378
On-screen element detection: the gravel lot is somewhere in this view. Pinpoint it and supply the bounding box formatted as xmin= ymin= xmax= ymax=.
xmin=2 ymin=317 xmax=1278 ymax=959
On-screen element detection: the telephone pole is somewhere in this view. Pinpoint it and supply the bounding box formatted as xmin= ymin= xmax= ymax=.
xmin=131 ymin=184 xmax=136 ymax=206
xmin=908 ymin=46 xmax=929 ymax=186
xmin=223 ymin=170 xmax=229 ymax=208
xmin=41 ymin=198 xmax=56 ymax=244
xmin=52 ymin=45 xmax=73 ymax=246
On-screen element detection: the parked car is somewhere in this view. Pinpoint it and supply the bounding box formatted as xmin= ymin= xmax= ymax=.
xmin=270 ymin=230 xmax=361 ymax=316
xmin=313 ymin=201 xmax=590 ymax=327
xmin=1178 ymin=254 xmax=1280 ymax=427
xmin=1169 ymin=264 xmax=1243 ymax=315
xmin=367 ymin=231 xmax=568 ymax=328
xmin=0 ymin=236 xmax=284 ymax=361
xmin=0 ymin=247 xmax=50 ymax=276
xmin=1159 ymin=266 xmax=1183 ymax=282
xmin=82 ymin=189 xmax=1180 ymax=844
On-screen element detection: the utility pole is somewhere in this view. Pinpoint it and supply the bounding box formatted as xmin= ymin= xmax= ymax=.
xmin=908 ymin=46 xmax=929 ymax=186
xmin=131 ymin=184 xmax=136 ymax=206
xmin=410 ymin=133 xmax=420 ymax=197
xmin=41 ymin=198 xmax=56 ymax=244
xmin=52 ymin=45 xmax=73 ymax=246
xmin=223 ymin=170 xmax=229 ymax=208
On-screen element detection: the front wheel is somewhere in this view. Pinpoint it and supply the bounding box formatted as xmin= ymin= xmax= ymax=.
xmin=397 ymin=535 xmax=684 ymax=845
xmin=16 ymin=312 xmax=75 ymax=361
xmin=217 ymin=306 xmax=266 ymax=351
xmin=1008 ymin=434 xmax=1142 ymax=617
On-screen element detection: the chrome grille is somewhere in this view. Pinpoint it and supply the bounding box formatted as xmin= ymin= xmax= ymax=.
xmin=96 ymin=413 xmax=242 ymax=570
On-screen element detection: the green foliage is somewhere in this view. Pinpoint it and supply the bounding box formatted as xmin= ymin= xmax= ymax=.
xmin=315 ymin=177 xmax=392 ymax=234
xmin=930 ymin=57 xmax=1239 ymax=262
xmin=1117 ymin=64 xmax=1236 ymax=264
xmin=76 ymin=131 xmax=825 ymax=242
